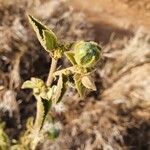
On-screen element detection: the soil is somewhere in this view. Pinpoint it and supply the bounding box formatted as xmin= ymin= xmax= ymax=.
xmin=0 ymin=0 xmax=150 ymax=150
xmin=70 ymin=0 xmax=150 ymax=31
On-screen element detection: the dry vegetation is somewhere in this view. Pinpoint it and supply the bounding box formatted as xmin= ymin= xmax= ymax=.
xmin=0 ymin=0 xmax=150 ymax=150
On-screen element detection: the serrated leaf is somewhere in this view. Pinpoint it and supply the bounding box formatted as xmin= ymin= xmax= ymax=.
xmin=74 ymin=74 xmax=86 ymax=97
xmin=65 ymin=51 xmax=76 ymax=65
xmin=81 ymin=75 xmax=96 ymax=91
xmin=28 ymin=15 xmax=58 ymax=52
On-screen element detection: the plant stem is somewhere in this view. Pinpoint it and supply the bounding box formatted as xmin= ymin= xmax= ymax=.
xmin=34 ymin=96 xmax=44 ymax=130
xmin=34 ymin=57 xmax=57 ymax=130
xmin=31 ymin=56 xmax=58 ymax=149
xmin=30 ymin=96 xmax=44 ymax=149
xmin=46 ymin=57 xmax=58 ymax=87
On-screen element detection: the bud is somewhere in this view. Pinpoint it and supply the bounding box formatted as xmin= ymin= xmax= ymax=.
xmin=74 ymin=41 xmax=101 ymax=68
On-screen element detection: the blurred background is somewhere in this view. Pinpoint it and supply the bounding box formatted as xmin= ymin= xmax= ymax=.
xmin=0 ymin=0 xmax=150 ymax=149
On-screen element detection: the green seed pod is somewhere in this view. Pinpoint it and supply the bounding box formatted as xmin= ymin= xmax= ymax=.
xmin=74 ymin=41 xmax=101 ymax=68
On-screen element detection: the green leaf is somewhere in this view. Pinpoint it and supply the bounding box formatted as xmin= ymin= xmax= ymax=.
xmin=43 ymin=30 xmax=57 ymax=51
xmin=65 ymin=51 xmax=77 ymax=65
xmin=74 ymin=74 xmax=86 ymax=97
xmin=30 ymin=77 xmax=45 ymax=87
xmin=28 ymin=15 xmax=58 ymax=52
xmin=41 ymin=99 xmax=52 ymax=128
xmin=21 ymin=77 xmax=45 ymax=90
xmin=28 ymin=15 xmax=46 ymax=37
xmin=81 ymin=75 xmax=96 ymax=91
xmin=21 ymin=80 xmax=35 ymax=89
xmin=22 ymin=78 xmax=48 ymax=99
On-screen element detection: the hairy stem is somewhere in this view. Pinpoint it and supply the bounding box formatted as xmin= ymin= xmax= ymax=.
xmin=34 ymin=96 xmax=44 ymax=130
xmin=46 ymin=57 xmax=58 ymax=87
xmin=33 ymin=56 xmax=57 ymax=130
xmin=31 ymin=56 xmax=58 ymax=149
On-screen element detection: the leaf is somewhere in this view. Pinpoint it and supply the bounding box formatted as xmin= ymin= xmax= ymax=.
xmin=53 ymin=75 xmax=63 ymax=103
xmin=43 ymin=30 xmax=57 ymax=51
xmin=28 ymin=15 xmax=46 ymax=37
xmin=21 ymin=77 xmax=45 ymax=90
xmin=81 ymin=75 xmax=97 ymax=91
xmin=65 ymin=51 xmax=77 ymax=65
xmin=57 ymin=75 xmax=67 ymax=103
xmin=74 ymin=74 xmax=86 ymax=97
xmin=22 ymin=78 xmax=48 ymax=99
xmin=28 ymin=15 xmax=58 ymax=52
xmin=53 ymin=75 xmax=67 ymax=103
xmin=21 ymin=80 xmax=35 ymax=89
xmin=31 ymin=77 xmax=45 ymax=87
xmin=41 ymin=99 xmax=52 ymax=128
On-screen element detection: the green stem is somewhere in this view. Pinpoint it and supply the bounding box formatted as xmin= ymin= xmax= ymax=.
xmin=46 ymin=57 xmax=58 ymax=87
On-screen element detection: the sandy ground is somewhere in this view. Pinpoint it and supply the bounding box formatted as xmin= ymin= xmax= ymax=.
xmin=69 ymin=0 xmax=150 ymax=31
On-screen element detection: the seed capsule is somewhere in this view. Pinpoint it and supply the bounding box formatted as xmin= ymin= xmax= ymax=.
xmin=74 ymin=41 xmax=101 ymax=68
